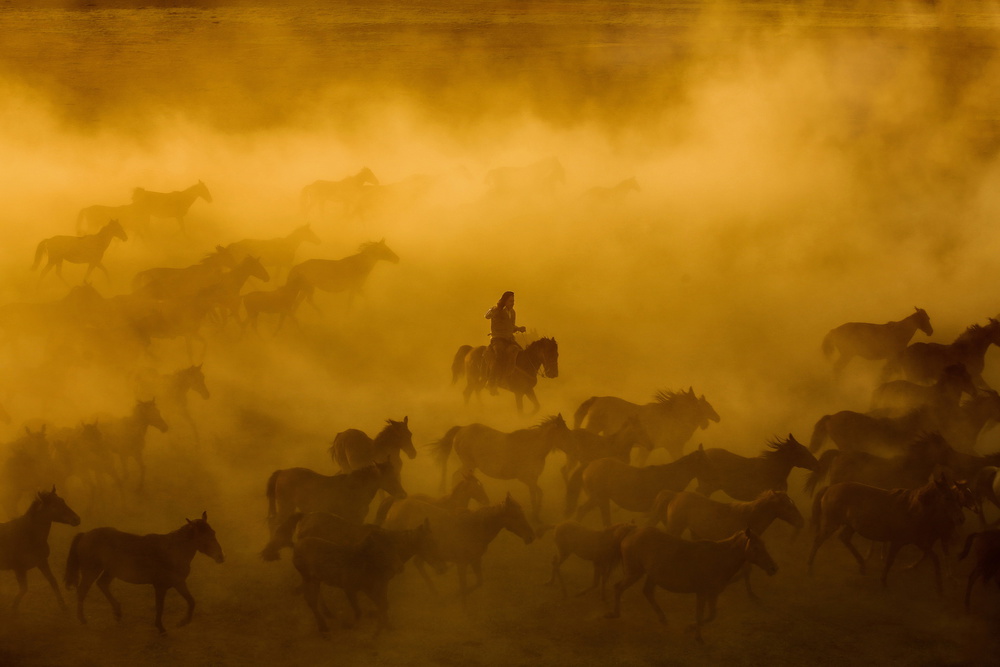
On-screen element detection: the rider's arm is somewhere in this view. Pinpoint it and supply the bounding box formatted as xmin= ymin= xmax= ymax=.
xmin=485 ymin=307 xmax=496 ymax=319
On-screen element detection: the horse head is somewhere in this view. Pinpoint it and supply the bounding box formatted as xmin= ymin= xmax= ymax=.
xmin=459 ymin=470 xmax=490 ymax=506
xmin=390 ymin=416 xmax=416 ymax=460
xmin=106 ymin=219 xmax=128 ymax=242
xmin=764 ymin=491 xmax=804 ymax=530
xmin=295 ymin=224 xmax=321 ymax=245
xmin=36 ymin=487 xmax=80 ymax=527
xmin=914 ymin=307 xmax=933 ymax=336
xmin=187 ymin=511 xmax=224 ymax=563
xmin=501 ymin=492 xmax=535 ymax=545
xmin=531 ymin=337 xmax=559 ymax=378
xmin=362 ymin=239 xmax=400 ymax=264
xmin=358 ymin=167 xmax=379 ymax=186
xmin=771 ymin=434 xmax=818 ymax=471
xmin=137 ymin=399 xmax=169 ymax=433
xmin=186 ymin=364 xmax=210 ymax=400
xmin=691 ymin=389 xmax=720 ymax=428
xmin=742 ymin=529 xmax=778 ymax=576
xmin=196 ymin=180 xmax=213 ymax=203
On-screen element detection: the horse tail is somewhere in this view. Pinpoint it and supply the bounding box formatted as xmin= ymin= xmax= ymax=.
xmin=452 ymin=345 xmax=473 ymax=384
xmin=565 ymin=464 xmax=586 ymax=517
xmin=265 ymin=470 xmax=281 ymax=523
xmin=809 ymin=415 xmax=831 ymax=453
xmin=821 ymin=331 xmax=835 ymax=359
xmin=373 ymin=495 xmax=396 ymax=527
xmin=804 ymin=450 xmax=839 ymax=497
xmin=64 ymin=533 xmax=83 ymax=589
xmin=959 ymin=532 xmax=981 ymax=562
xmin=31 ymin=239 xmax=47 ymax=270
xmin=810 ymin=486 xmax=828 ymax=532
xmin=574 ymin=396 xmax=599 ymax=429
xmin=260 ymin=511 xmax=304 ymax=561
xmin=428 ymin=426 xmax=461 ymax=493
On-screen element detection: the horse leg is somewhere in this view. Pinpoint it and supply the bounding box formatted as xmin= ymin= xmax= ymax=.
xmin=36 ymin=558 xmax=68 ymax=611
xmin=692 ymin=594 xmax=706 ymax=643
xmin=606 ymin=568 xmax=643 ymax=619
xmin=96 ymin=571 xmax=123 ymax=622
xmin=75 ymin=568 xmax=99 ymax=624
xmin=302 ymin=579 xmax=330 ymax=637
xmin=152 ymin=584 xmax=169 ymax=633
xmin=11 ymin=569 xmax=27 ymax=613
xmin=514 ymin=393 xmax=524 ymax=414
xmin=343 ymin=589 xmax=362 ymax=627
xmin=642 ymin=576 xmax=667 ymax=625
xmin=525 ymin=389 xmax=540 ymax=415
xmin=174 ymin=580 xmax=196 ymax=627
xmin=965 ymin=569 xmax=981 ymax=612
xmin=412 ymin=558 xmax=439 ymax=597
xmin=525 ymin=479 xmax=543 ymax=522
xmin=880 ymin=541 xmax=905 ymax=590
xmin=468 ymin=559 xmax=484 ymax=596
xmin=741 ymin=563 xmax=758 ymax=601
xmin=807 ymin=524 xmax=836 ymax=574
xmin=839 ymin=527 xmax=868 ymax=574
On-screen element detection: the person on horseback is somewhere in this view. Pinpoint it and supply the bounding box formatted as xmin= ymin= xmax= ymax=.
xmin=485 ymin=291 xmax=526 ymax=395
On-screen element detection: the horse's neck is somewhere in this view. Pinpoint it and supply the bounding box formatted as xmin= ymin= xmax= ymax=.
xmin=473 ymin=504 xmax=509 ymax=542
xmin=165 ymin=526 xmax=200 ymax=564
xmin=351 ymin=470 xmax=383 ymax=502
xmin=742 ymin=500 xmax=779 ymax=534
xmin=16 ymin=507 xmax=52 ymax=543
xmin=715 ymin=533 xmax=751 ymax=571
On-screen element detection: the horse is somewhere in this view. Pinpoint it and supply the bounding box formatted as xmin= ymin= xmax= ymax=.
xmin=241 ymin=277 xmax=305 ymax=335
xmin=134 ymin=364 xmax=210 ymax=444
xmin=567 ymin=445 xmax=713 ymax=527
xmin=891 ymin=318 xmax=1000 ymax=388
xmin=694 ymin=435 xmax=818 ymax=501
xmin=453 ymin=337 xmax=560 ymax=414
xmin=941 ymin=390 xmax=1000 ymax=453
xmin=300 ymin=167 xmax=379 ymax=217
xmin=287 ymin=239 xmax=399 ymax=311
xmin=804 ymin=432 xmax=956 ymax=497
xmin=329 ymin=417 xmax=415 ymax=474
xmin=223 ymin=224 xmax=321 ymax=278
xmin=809 ymin=407 xmax=938 ymax=455
xmin=484 ymin=157 xmax=565 ymax=197
xmin=98 ymin=399 xmax=169 ymax=491
xmin=958 ymin=529 xmax=1000 ymax=612
xmin=380 ymin=492 xmax=535 ymax=604
xmin=373 ymin=470 xmax=490 ymax=527
xmin=606 ymin=527 xmax=778 ymax=643
xmin=265 ymin=461 xmax=406 ymax=533
xmin=559 ymin=416 xmax=655 ymax=485
xmin=429 ymin=414 xmax=573 ymax=521
xmin=0 ymin=487 xmax=80 ymax=612
xmin=32 ymin=220 xmax=128 ymax=284
xmin=581 ymin=177 xmax=640 ymax=204
xmin=77 ymin=202 xmax=150 ymax=236
xmin=546 ymin=521 xmax=636 ymax=600
xmin=807 ymin=476 xmax=966 ymax=595
xmin=821 ymin=307 xmax=932 ymax=376
xmin=574 ymin=388 xmax=720 ymax=463
xmin=131 ymin=180 xmax=212 ymax=233
xmin=870 ymin=363 xmax=976 ymax=417
xmin=65 ymin=511 xmax=224 ymax=633
xmin=130 ymin=245 xmax=237 ymax=297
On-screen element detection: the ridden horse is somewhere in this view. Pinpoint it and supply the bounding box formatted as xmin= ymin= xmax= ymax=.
xmin=958 ymin=529 xmax=1000 ymax=612
xmin=223 ymin=224 xmax=321 ymax=278
xmin=574 ymin=388 xmax=720 ymax=463
xmin=300 ymin=167 xmax=379 ymax=217
xmin=807 ymin=477 xmax=966 ymax=595
xmin=131 ymin=180 xmax=213 ymax=233
xmin=373 ymin=470 xmax=490 ymax=526
xmin=0 ymin=487 xmax=80 ymax=612
xmin=567 ymin=445 xmax=713 ymax=527
xmin=546 ymin=521 xmax=636 ymax=601
xmin=821 ymin=307 xmax=932 ymax=376
xmin=380 ymin=492 xmax=536 ymax=604
xmin=453 ymin=337 xmax=560 ymax=414
xmin=484 ymin=157 xmax=565 ymax=197
xmin=33 ymin=220 xmax=128 ymax=284
xmin=695 ymin=435 xmax=819 ymax=501
xmin=65 ymin=511 xmax=224 ymax=633
xmin=891 ymin=318 xmax=1000 ymax=388
xmin=560 ymin=416 xmax=655 ymax=484
xmin=329 ymin=417 xmax=415 ymax=474
xmin=606 ymin=527 xmax=778 ymax=643
xmin=804 ymin=432 xmax=956 ymax=497
xmin=870 ymin=363 xmax=975 ymax=417
xmin=241 ymin=277 xmax=306 ymax=335
xmin=265 ymin=461 xmax=406 ymax=533
xmin=99 ymin=399 xmax=169 ymax=491
xmin=430 ymin=414 xmax=573 ymax=521
xmin=287 ymin=239 xmax=399 ymax=311
xmin=135 ymin=364 xmax=210 ymax=444
xmin=77 ymin=202 xmax=150 ymax=236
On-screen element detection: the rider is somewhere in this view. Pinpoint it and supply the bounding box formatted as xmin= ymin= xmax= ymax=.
xmin=485 ymin=290 xmax=526 ymax=395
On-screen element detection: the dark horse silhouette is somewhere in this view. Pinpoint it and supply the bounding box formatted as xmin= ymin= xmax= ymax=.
xmin=452 ymin=337 xmax=559 ymax=414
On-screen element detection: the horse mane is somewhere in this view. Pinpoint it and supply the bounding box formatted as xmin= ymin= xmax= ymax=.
xmin=653 ymin=390 xmax=691 ymax=407
xmin=761 ymin=436 xmax=799 ymax=459
xmin=953 ymin=322 xmax=996 ymax=346
xmin=533 ymin=414 xmax=563 ymax=429
xmin=357 ymin=240 xmax=382 ymax=253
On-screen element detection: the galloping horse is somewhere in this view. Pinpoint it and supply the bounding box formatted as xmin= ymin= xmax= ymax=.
xmin=822 ymin=307 xmax=932 ymax=376
xmin=33 ymin=220 xmax=128 ymax=284
xmin=329 ymin=417 xmax=416 ymax=474
xmin=430 ymin=414 xmax=573 ymax=521
xmin=453 ymin=337 xmax=560 ymax=414
xmin=0 ymin=487 xmax=80 ymax=612
xmin=287 ymin=239 xmax=399 ymax=311
xmin=574 ymin=388 xmax=720 ymax=462
xmin=65 ymin=511 xmax=224 ymax=633
xmin=546 ymin=521 xmax=636 ymax=600
xmin=223 ymin=224 xmax=321 ymax=277
xmin=695 ymin=435 xmax=819 ymax=501
xmin=131 ymin=180 xmax=212 ymax=233
xmin=890 ymin=318 xmax=1000 ymax=389
xmin=300 ymin=167 xmax=379 ymax=217
xmin=131 ymin=245 xmax=237 ymax=297
xmin=809 ymin=407 xmax=939 ymax=456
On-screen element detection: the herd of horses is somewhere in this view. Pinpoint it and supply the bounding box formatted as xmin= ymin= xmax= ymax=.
xmin=3 ymin=167 xmax=1000 ymax=649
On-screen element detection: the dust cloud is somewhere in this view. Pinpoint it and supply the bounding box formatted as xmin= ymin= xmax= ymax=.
xmin=1 ymin=1 xmax=999 ymax=665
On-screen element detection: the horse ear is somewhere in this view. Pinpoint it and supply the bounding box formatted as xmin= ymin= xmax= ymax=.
xmin=697 ymin=443 xmax=704 ymax=451
xmin=403 ymin=416 xmax=408 ymax=425
xmin=51 ymin=485 xmax=56 ymax=494
xmin=186 ymin=518 xmax=192 ymax=524
xmin=202 ymin=511 xmax=208 ymax=521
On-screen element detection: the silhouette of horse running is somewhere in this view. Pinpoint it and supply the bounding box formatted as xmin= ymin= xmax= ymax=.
xmin=266 ymin=461 xmax=406 ymax=533
xmin=287 ymin=239 xmax=399 ymax=311
xmin=329 ymin=417 xmax=415 ymax=474
xmin=430 ymin=414 xmax=573 ymax=521
xmin=546 ymin=521 xmax=636 ymax=600
xmin=453 ymin=337 xmax=560 ymax=414
xmin=374 ymin=470 xmax=490 ymax=527
xmin=574 ymin=388 xmax=720 ymax=463
xmin=223 ymin=224 xmax=321 ymax=278
xmin=695 ymin=435 xmax=818 ymax=501
xmin=606 ymin=527 xmax=778 ymax=643
xmin=567 ymin=445 xmax=713 ymax=527
xmin=807 ymin=476 xmax=966 ymax=595
xmin=65 ymin=511 xmax=224 ymax=633
xmin=809 ymin=406 xmax=941 ymax=456
xmin=131 ymin=180 xmax=212 ymax=233
xmin=822 ymin=307 xmax=932 ymax=376
xmin=300 ymin=167 xmax=379 ymax=217
xmin=33 ymin=220 xmax=127 ymax=285
xmin=889 ymin=318 xmax=1000 ymax=389
xmin=0 ymin=487 xmax=80 ymax=612
xmin=131 ymin=245 xmax=237 ymax=297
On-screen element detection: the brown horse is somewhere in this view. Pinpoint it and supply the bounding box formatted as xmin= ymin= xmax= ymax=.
xmin=131 ymin=180 xmax=212 ymax=233
xmin=821 ymin=308 xmax=932 ymax=375
xmin=807 ymin=477 xmax=966 ymax=595
xmin=567 ymin=445 xmax=712 ymax=527
xmin=329 ymin=417 xmax=415 ymax=474
xmin=0 ymin=487 xmax=80 ymax=612
xmin=574 ymin=388 xmax=720 ymax=463
xmin=287 ymin=239 xmax=399 ymax=311
xmin=453 ymin=337 xmax=560 ymax=414
xmin=265 ymin=461 xmax=406 ymax=533
xmin=373 ymin=470 xmax=490 ymax=526
xmin=241 ymin=277 xmax=306 ymax=334
xmin=870 ymin=363 xmax=975 ymax=417
xmin=380 ymin=492 xmax=535 ymax=604
xmin=694 ymin=435 xmax=818 ymax=501
xmin=430 ymin=414 xmax=573 ymax=521
xmin=300 ymin=167 xmax=379 ymax=217
xmin=891 ymin=318 xmax=1000 ymax=388
xmin=33 ymin=220 xmax=128 ymax=284
xmin=65 ymin=511 xmax=224 ymax=633
xmin=546 ymin=521 xmax=636 ymax=600
xmin=958 ymin=529 xmax=1000 ymax=612
xmin=809 ymin=407 xmax=937 ymax=455
xmin=131 ymin=245 xmax=237 ymax=297
xmin=559 ymin=416 xmax=655 ymax=486
xmin=606 ymin=527 xmax=778 ymax=643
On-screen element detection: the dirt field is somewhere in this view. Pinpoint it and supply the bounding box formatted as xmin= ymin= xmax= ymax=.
xmin=1 ymin=1 xmax=1000 ymax=665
